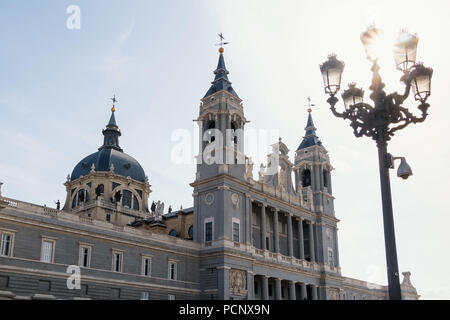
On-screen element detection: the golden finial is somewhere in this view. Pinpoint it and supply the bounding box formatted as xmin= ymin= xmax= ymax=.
xmin=110 ymin=94 xmax=117 ymax=113
xmin=308 ymin=108 xmax=312 ymax=113
xmin=219 ymin=47 xmax=224 ymax=54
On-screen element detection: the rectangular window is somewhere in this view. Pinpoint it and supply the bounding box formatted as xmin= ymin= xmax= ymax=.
xmin=41 ymin=239 xmax=55 ymax=263
xmin=140 ymin=291 xmax=149 ymax=300
xmin=106 ymin=213 xmax=111 ymax=222
xmin=233 ymin=221 xmax=240 ymax=242
xmin=79 ymin=246 xmax=91 ymax=268
xmin=168 ymin=261 xmax=177 ymax=280
xmin=168 ymin=294 xmax=175 ymax=300
xmin=205 ymin=219 xmax=213 ymax=242
xmin=142 ymin=256 xmax=151 ymax=277
xmin=0 ymin=233 xmax=13 ymax=257
xmin=112 ymin=251 xmax=123 ymax=272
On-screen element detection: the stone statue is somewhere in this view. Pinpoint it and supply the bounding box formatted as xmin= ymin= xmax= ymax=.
xmin=78 ymin=192 xmax=85 ymax=203
xmin=246 ymin=157 xmax=254 ymax=180
xmin=0 ymin=182 xmax=3 ymax=198
xmin=90 ymin=163 xmax=95 ymax=173
xmin=95 ymin=184 xmax=104 ymax=198
xmin=114 ymin=190 xmax=122 ymax=203
xmin=258 ymin=164 xmax=266 ymax=182
xmin=109 ymin=163 xmax=115 ymax=173
xmin=168 ymin=205 xmax=172 ymax=213
xmin=150 ymin=201 xmax=156 ymax=214
xmin=278 ymin=166 xmax=287 ymax=191
xmin=155 ymin=201 xmax=164 ymax=220
xmin=54 ymin=200 xmax=60 ymax=210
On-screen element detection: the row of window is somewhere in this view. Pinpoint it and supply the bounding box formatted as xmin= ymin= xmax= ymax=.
xmin=0 ymin=232 xmax=178 ymax=281
xmin=300 ymin=169 xmax=329 ymax=189
xmin=71 ymin=187 xmax=140 ymax=211
xmin=203 ymin=218 xmax=241 ymax=243
xmin=140 ymin=292 xmax=175 ymax=300
xmin=168 ymin=225 xmax=194 ymax=239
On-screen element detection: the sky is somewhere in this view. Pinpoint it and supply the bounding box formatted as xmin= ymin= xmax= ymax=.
xmin=0 ymin=0 xmax=449 ymax=299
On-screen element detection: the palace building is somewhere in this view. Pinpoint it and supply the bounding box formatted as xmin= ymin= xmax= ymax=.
xmin=0 ymin=48 xmax=419 ymax=300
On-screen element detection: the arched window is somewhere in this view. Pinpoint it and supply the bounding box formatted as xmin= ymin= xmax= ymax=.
xmin=122 ymin=190 xmax=132 ymax=208
xmin=323 ymin=170 xmax=329 ymax=188
xmin=302 ymin=169 xmax=311 ymax=187
xmin=231 ymin=121 xmax=239 ymax=144
xmin=72 ymin=188 xmax=89 ymax=208
xmin=169 ymin=229 xmax=177 ymax=237
xmin=206 ymin=121 xmax=216 ymax=143
xmin=188 ymin=225 xmax=193 ymax=239
xmin=133 ymin=195 xmax=139 ymax=211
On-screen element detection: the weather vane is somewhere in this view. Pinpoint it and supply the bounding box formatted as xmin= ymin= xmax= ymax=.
xmin=215 ymin=32 xmax=229 ymax=53
xmin=305 ymin=96 xmax=316 ymax=113
xmin=111 ymin=94 xmax=118 ymax=112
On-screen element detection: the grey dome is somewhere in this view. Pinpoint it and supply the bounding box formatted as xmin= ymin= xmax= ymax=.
xmin=70 ymin=110 xmax=146 ymax=183
xmin=71 ymin=148 xmax=146 ymax=183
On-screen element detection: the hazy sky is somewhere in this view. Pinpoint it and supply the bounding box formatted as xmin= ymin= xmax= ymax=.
xmin=0 ymin=0 xmax=449 ymax=299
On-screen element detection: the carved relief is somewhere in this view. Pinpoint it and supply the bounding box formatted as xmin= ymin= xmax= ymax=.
xmin=231 ymin=193 xmax=239 ymax=209
xmin=205 ymin=193 xmax=214 ymax=206
xmin=229 ymin=269 xmax=247 ymax=296
xmin=329 ymin=288 xmax=340 ymax=300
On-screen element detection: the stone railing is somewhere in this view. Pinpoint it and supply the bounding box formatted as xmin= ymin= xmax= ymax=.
xmin=249 ymin=181 xmax=309 ymax=210
xmin=0 ymin=197 xmax=59 ymax=218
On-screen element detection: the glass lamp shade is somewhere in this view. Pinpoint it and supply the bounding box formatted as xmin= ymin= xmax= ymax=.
xmin=342 ymin=83 xmax=364 ymax=110
xmin=320 ymin=54 xmax=345 ymax=96
xmin=360 ymin=25 xmax=384 ymax=61
xmin=411 ymin=63 xmax=433 ymax=102
xmin=394 ymin=30 xmax=418 ymax=72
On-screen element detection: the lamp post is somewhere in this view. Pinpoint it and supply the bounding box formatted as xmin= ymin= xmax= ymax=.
xmin=319 ymin=25 xmax=433 ymax=300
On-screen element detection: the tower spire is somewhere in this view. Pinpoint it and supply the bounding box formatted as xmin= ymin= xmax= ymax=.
xmin=204 ymin=34 xmax=239 ymax=99
xmin=297 ymin=107 xmax=323 ymax=150
xmin=99 ymin=95 xmax=123 ymax=152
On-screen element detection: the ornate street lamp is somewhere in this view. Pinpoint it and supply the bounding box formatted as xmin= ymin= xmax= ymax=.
xmin=320 ymin=26 xmax=433 ymax=300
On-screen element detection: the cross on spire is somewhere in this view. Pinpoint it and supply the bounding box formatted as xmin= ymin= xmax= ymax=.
xmin=215 ymin=33 xmax=229 ymax=53
xmin=111 ymin=94 xmax=118 ymax=112
xmin=304 ymin=96 xmax=316 ymax=113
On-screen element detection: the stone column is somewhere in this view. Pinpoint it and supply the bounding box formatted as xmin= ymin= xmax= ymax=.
xmin=287 ymin=213 xmax=293 ymax=257
xmin=273 ymin=209 xmax=279 ymax=253
xmin=334 ymin=228 xmax=340 ymax=268
xmin=262 ymin=276 xmax=269 ymax=300
xmin=311 ymin=285 xmax=318 ymax=300
xmin=275 ymin=278 xmax=282 ymax=300
xmin=289 ymin=281 xmax=296 ymax=300
xmin=217 ymin=266 xmax=230 ymax=300
xmin=247 ymin=271 xmax=254 ymax=300
xmin=308 ymin=221 xmax=316 ymax=262
xmin=298 ymin=218 xmax=305 ymax=260
xmin=260 ymin=204 xmax=266 ymax=250
xmin=300 ymin=283 xmax=307 ymax=300
xmin=245 ymin=195 xmax=252 ymax=246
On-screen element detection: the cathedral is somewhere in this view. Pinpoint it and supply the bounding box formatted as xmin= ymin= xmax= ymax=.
xmin=0 ymin=47 xmax=419 ymax=300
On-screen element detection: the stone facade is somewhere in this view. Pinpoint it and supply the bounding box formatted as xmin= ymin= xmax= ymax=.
xmin=0 ymin=49 xmax=419 ymax=300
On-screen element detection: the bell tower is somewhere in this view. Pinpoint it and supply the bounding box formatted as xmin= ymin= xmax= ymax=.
xmin=195 ymin=46 xmax=247 ymax=182
xmin=294 ymin=109 xmax=335 ymax=216
xmin=192 ymin=43 xmax=252 ymax=253
xmin=294 ymin=108 xmax=340 ymax=273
